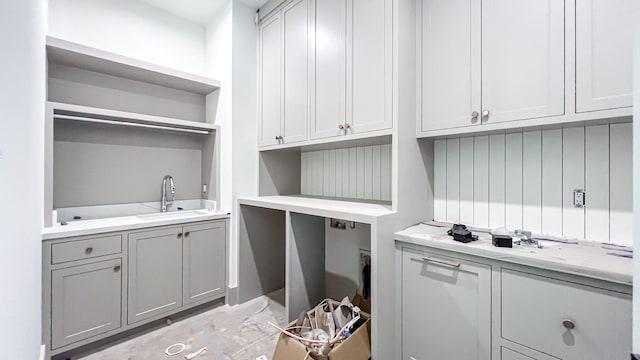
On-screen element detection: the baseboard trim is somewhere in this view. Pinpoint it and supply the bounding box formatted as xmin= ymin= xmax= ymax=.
xmin=227 ymin=285 xmax=239 ymax=306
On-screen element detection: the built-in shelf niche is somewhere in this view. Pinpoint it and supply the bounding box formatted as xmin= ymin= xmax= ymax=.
xmin=259 ymin=135 xmax=392 ymax=205
xmin=44 ymin=37 xmax=222 ymax=226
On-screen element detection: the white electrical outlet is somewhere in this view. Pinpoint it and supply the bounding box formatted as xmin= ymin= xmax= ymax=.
xmin=573 ymin=189 xmax=585 ymax=208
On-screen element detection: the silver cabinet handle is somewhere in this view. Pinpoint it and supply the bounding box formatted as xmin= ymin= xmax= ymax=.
xmin=338 ymin=124 xmax=344 ymax=130
xmin=345 ymin=123 xmax=351 ymax=129
xmin=482 ymin=110 xmax=490 ymax=117
xmin=421 ymin=256 xmax=460 ymax=268
xmin=85 ymin=247 xmax=93 ymax=255
xmin=562 ymin=319 xmax=576 ymax=330
xmin=113 ymin=265 xmax=121 ymax=272
xmin=472 ymin=111 xmax=479 ymax=118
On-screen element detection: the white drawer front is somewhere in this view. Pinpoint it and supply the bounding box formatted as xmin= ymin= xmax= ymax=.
xmin=501 ymin=268 xmax=631 ymax=360
xmin=52 ymin=234 xmax=122 ymax=264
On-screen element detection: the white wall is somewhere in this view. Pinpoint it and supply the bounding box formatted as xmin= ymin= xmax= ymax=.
xmin=0 ymin=0 xmax=46 ymax=357
xmin=434 ymin=124 xmax=633 ymax=245
xmin=48 ymin=0 xmax=206 ymax=75
xmin=205 ymin=1 xmax=233 ymax=215
xmin=632 ymin=0 xmax=640 ymax=352
xmin=231 ymin=0 xmax=259 ymax=289
xmin=325 ymin=220 xmax=371 ymax=300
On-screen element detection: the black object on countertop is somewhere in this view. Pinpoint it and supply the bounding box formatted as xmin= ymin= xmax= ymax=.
xmin=492 ymin=234 xmax=512 ymax=248
xmin=447 ymin=224 xmax=478 ymax=243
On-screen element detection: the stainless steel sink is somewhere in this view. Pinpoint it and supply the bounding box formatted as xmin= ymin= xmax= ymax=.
xmin=136 ymin=209 xmax=210 ymax=221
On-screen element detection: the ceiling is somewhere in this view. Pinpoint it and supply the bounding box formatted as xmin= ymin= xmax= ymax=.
xmin=139 ymin=0 xmax=268 ymax=26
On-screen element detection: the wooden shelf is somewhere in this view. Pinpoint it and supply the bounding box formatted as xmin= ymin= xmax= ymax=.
xmin=49 ymin=102 xmax=216 ymax=134
xmin=47 ymin=36 xmax=220 ymax=95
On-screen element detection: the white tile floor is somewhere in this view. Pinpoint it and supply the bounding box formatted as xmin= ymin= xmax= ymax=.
xmin=77 ymin=291 xmax=287 ymax=360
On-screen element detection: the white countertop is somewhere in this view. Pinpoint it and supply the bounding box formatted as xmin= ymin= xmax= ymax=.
xmin=237 ymin=195 xmax=394 ymax=223
xmin=395 ymin=223 xmax=633 ymax=286
xmin=42 ymin=210 xmax=230 ymax=240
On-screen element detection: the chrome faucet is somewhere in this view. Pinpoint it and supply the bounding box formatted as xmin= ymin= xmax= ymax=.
xmin=161 ymin=175 xmax=175 ymax=212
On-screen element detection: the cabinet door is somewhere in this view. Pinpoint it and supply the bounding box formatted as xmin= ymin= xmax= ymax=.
xmin=51 ymin=259 xmax=122 ymax=349
xmin=347 ymin=0 xmax=393 ymax=133
xmin=183 ymin=222 xmax=227 ymax=305
xmin=402 ymin=248 xmax=491 ymax=360
xmin=259 ymin=14 xmax=283 ymax=147
xmin=419 ymin=0 xmax=481 ymax=132
xmin=128 ymin=227 xmax=183 ymax=324
xmin=311 ymin=0 xmax=347 ymax=139
xmin=281 ymin=0 xmax=309 ymax=144
xmin=481 ymin=0 xmax=564 ymax=123
xmin=575 ymin=0 xmax=633 ymax=112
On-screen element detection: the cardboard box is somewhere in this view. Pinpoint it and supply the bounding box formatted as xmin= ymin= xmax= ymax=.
xmin=272 ymin=302 xmax=371 ymax=360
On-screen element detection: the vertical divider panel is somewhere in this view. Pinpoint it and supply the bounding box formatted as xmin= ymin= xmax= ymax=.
xmin=473 ymin=136 xmax=489 ymax=227
xmin=562 ymin=127 xmax=585 ymax=239
xmin=505 ymin=133 xmax=523 ymax=230
xmin=381 ymin=144 xmax=391 ymax=201
xmin=585 ymin=125 xmax=610 ymax=242
xmin=522 ymin=130 xmax=542 ymax=233
xmin=434 ymin=140 xmax=447 ymax=221
xmin=459 ymin=138 xmax=475 ymax=224
xmin=542 ymin=129 xmax=563 ymax=235
xmin=364 ymin=146 xmax=374 ymax=199
xmin=489 ymin=134 xmax=506 ymax=228
xmin=446 ymin=139 xmax=460 ymax=223
xmin=372 ymin=145 xmax=382 ymax=200
xmin=609 ymin=123 xmax=633 ymax=245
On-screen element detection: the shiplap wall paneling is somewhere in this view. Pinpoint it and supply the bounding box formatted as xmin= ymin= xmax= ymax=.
xmin=609 ymin=123 xmax=633 ymax=245
xmin=473 ymin=136 xmax=489 ymax=227
xmin=446 ymin=139 xmax=460 ymax=223
xmin=489 ymin=134 xmax=506 ymax=228
xmin=380 ymin=144 xmax=391 ymax=201
xmin=522 ymin=130 xmax=542 ymax=233
xmin=585 ymin=125 xmax=609 ymax=242
xmin=459 ymin=137 xmax=474 ymax=224
xmin=434 ymin=140 xmax=447 ymax=220
xmin=300 ymin=144 xmax=392 ymax=202
xmin=562 ymin=127 xmax=585 ymax=239
xmin=541 ymin=129 xmax=563 ymax=235
xmin=505 ymin=133 xmax=523 ymax=230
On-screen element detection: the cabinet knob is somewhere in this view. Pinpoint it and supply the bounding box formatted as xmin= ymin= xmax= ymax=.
xmin=471 ymin=111 xmax=479 ymax=123
xmin=85 ymin=247 xmax=93 ymax=255
xmin=177 ymin=233 xmax=183 ymax=238
xmin=562 ymin=319 xmax=576 ymax=330
xmin=482 ymin=109 xmax=490 ymax=117
xmin=345 ymin=123 xmax=351 ymax=129
xmin=275 ymin=136 xmax=279 ymax=140
xmin=338 ymin=124 xmax=344 ymax=130
xmin=184 ymin=232 xmax=190 ymax=237
xmin=113 ymin=265 xmax=121 ymax=272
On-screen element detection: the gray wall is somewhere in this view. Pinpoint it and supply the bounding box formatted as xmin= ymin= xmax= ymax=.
xmin=632 ymin=0 xmax=640 ymax=352
xmin=54 ymin=121 xmax=204 ymax=207
xmin=0 ymin=0 xmax=46 ymax=357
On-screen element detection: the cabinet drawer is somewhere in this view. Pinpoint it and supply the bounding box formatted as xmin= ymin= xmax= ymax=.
xmin=501 ymin=268 xmax=631 ymax=360
xmin=52 ymin=234 xmax=122 ymax=264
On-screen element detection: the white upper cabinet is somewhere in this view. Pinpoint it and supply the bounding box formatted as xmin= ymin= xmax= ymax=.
xmin=575 ymin=0 xmax=633 ymax=112
xmin=481 ymin=0 xmax=565 ymax=124
xmin=259 ymin=15 xmax=283 ymax=147
xmin=311 ymin=0 xmax=392 ymax=139
xmin=347 ymin=0 xmax=392 ymax=134
xmin=259 ymin=0 xmax=310 ymax=147
xmin=311 ymin=0 xmax=346 ymax=139
xmin=419 ymin=0 xmax=564 ymax=132
xmin=419 ymin=0 xmax=481 ymax=132
xmin=282 ymin=0 xmax=310 ymax=143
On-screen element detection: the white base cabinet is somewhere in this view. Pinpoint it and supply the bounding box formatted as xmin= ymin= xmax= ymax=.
xmin=400 ymin=244 xmax=632 ymax=360
xmin=43 ymin=219 xmax=228 ymax=358
xmin=402 ymin=247 xmax=491 ymax=360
